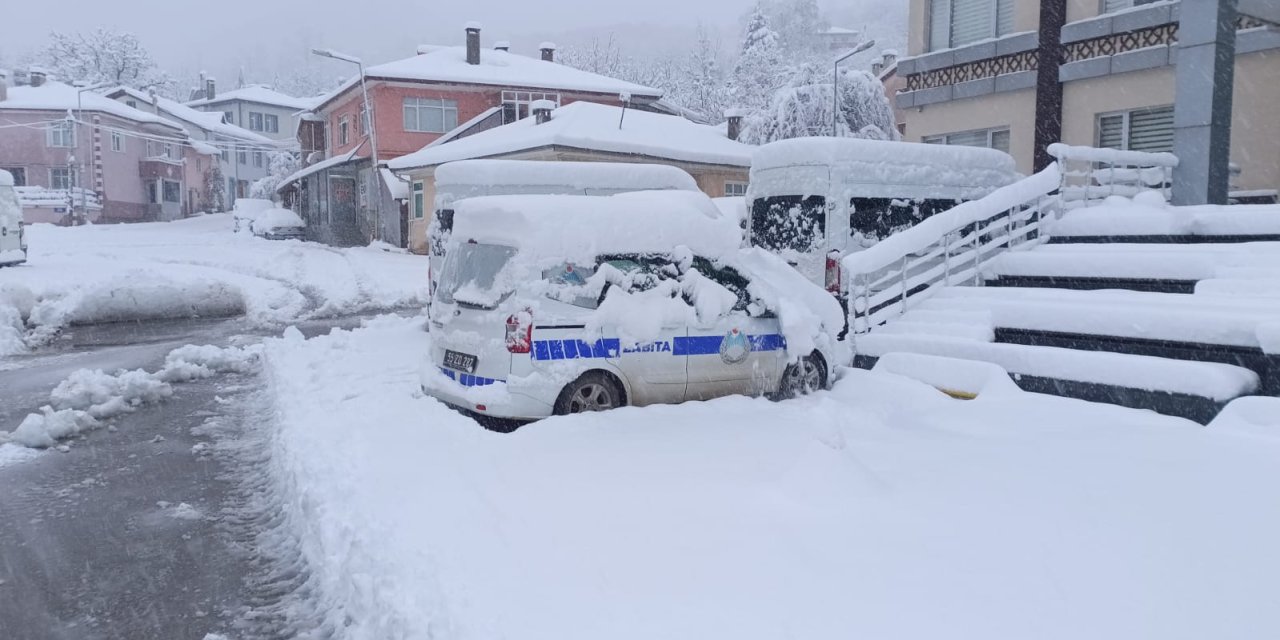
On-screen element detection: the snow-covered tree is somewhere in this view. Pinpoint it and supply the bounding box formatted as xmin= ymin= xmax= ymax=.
xmin=730 ymin=6 xmax=786 ymax=112
xmin=41 ymin=28 xmax=170 ymax=90
xmin=249 ymin=151 xmax=300 ymax=201
xmin=766 ymin=0 xmax=831 ymax=58
xmin=681 ymin=26 xmax=730 ymax=122
xmin=203 ymin=164 xmax=226 ymax=213
xmin=741 ymin=63 xmax=898 ymax=145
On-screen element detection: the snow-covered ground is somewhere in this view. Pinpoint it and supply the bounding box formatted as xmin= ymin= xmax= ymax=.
xmin=263 ymin=315 xmax=1280 ymax=640
xmin=0 ymin=214 xmax=428 ymax=357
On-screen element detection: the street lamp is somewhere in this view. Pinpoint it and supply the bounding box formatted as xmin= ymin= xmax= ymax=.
xmin=832 ymin=40 xmax=876 ymax=137
xmin=312 ymin=47 xmax=382 ymax=241
xmin=74 ymin=81 xmax=112 ymax=225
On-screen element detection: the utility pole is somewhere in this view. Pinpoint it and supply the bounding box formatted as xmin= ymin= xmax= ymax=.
xmin=312 ymin=48 xmax=381 ymax=242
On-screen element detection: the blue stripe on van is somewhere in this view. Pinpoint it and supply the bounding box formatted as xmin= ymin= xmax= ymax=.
xmin=531 ymin=338 xmax=622 ymax=361
xmin=439 ymin=368 xmax=503 ymax=388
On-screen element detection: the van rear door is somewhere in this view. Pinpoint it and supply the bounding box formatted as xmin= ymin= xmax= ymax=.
xmin=748 ymin=195 xmax=828 ymax=286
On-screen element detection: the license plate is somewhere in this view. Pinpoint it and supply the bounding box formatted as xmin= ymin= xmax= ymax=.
xmin=443 ymin=350 xmax=478 ymax=374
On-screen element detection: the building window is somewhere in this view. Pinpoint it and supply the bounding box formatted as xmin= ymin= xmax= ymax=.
xmin=47 ymin=121 xmax=75 ymax=148
xmin=1102 ymin=0 xmax=1160 ymax=13
xmin=50 ymin=167 xmax=76 ymax=190
xmin=1097 ymin=106 xmax=1174 ymax=153
xmin=237 ymin=147 xmax=247 ymax=165
xmin=3 ymin=168 xmax=27 ymax=186
xmin=249 ymin=112 xmax=265 ymax=131
xmin=163 ymin=180 xmax=181 ymax=203
xmin=358 ymin=106 xmax=368 ymax=135
xmin=724 ymin=182 xmax=749 ymax=197
xmin=224 ymin=111 xmax=234 ymax=124
xmin=339 ymin=115 xmax=350 ymax=145
xmin=126 ymin=100 xmax=137 ymax=108
xmin=500 ymin=91 xmax=560 ymax=124
xmin=264 ymin=114 xmax=280 ymax=134
xmin=253 ymin=150 xmax=264 ymax=168
xmin=413 ymin=181 xmax=425 ymax=219
xmin=403 ymin=97 xmax=458 ymax=133
xmin=928 ymin=0 xmax=1014 ymax=51
xmin=221 ymin=147 xmax=229 ymax=162
xmin=147 ymin=141 xmax=177 ymax=159
xmin=111 ymin=131 xmax=125 ymax=152
xmin=924 ymin=126 xmax=1011 ymax=153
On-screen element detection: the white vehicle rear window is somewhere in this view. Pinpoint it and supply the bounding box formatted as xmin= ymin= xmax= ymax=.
xmin=436 ymin=243 xmax=517 ymax=309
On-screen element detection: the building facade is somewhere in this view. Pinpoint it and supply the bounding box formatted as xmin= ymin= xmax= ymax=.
xmin=0 ymin=75 xmax=210 ymax=223
xmin=896 ymin=0 xmax=1279 ymax=195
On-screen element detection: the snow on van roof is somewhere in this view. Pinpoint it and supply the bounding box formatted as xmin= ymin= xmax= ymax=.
xmin=451 ymin=191 xmax=741 ymax=263
xmin=434 ymin=160 xmax=699 ymax=192
xmin=751 ymin=137 xmax=1019 ymax=197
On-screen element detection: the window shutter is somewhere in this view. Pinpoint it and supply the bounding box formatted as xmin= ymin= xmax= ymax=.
xmin=1127 ymin=106 xmax=1174 ymax=153
xmin=996 ymin=0 xmax=1014 ymax=36
xmin=950 ymin=0 xmax=996 ymax=48
xmin=945 ymin=129 xmax=990 ymax=147
xmin=1097 ymin=114 xmax=1126 ymax=149
xmin=1103 ymin=0 xmax=1131 ymax=12
xmin=990 ymin=129 xmax=1011 ymax=153
xmin=929 ymin=0 xmax=952 ymax=50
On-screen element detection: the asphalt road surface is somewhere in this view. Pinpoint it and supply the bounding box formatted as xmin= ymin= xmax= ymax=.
xmin=0 ymin=317 xmax=371 ymax=640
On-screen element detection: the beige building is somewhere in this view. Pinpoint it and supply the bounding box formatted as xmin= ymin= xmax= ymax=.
xmin=387 ymin=101 xmax=752 ymax=254
xmin=896 ymin=0 xmax=1280 ymax=195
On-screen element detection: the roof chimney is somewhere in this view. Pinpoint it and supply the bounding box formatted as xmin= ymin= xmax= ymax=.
xmin=29 ymin=69 xmax=47 ymax=88
xmin=872 ymin=61 xmax=884 ymax=75
xmin=539 ymin=42 xmax=557 ymax=63
xmin=465 ymin=22 xmax=482 ymax=65
xmin=205 ymin=77 xmax=216 ymax=101
xmin=531 ymin=99 xmax=556 ymax=124
xmin=882 ymin=50 xmax=898 ymax=67
xmin=494 ymin=41 xmax=510 ymax=52
xmin=724 ymin=108 xmax=748 ymax=142
xmin=0 ymin=69 xmax=8 ymax=102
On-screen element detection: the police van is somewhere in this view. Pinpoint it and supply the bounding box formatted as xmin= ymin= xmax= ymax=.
xmin=421 ymin=190 xmax=846 ymax=421
xmin=0 ymin=170 xmax=27 ymax=267
xmin=747 ymin=137 xmax=1019 ymax=296
xmin=426 ymin=160 xmax=701 ymax=303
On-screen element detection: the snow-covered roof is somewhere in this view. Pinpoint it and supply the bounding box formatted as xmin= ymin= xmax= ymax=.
xmin=107 ymin=86 xmax=274 ymax=145
xmin=388 ymin=102 xmax=752 ymax=171
xmin=314 ymin=46 xmax=661 ymax=113
xmin=434 ymin=159 xmax=699 ymax=192
xmin=190 ymin=139 xmax=221 ymax=155
xmin=0 ymin=81 xmax=184 ymax=131
xmin=277 ymin=148 xmax=363 ymax=192
xmin=451 ymin=191 xmax=741 ymax=263
xmin=186 ymin=85 xmax=317 ymax=110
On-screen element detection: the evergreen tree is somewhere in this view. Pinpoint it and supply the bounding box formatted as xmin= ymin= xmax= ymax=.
xmin=730 ymin=5 xmax=786 ymax=111
xmin=203 ymin=164 xmax=226 ymax=213
xmin=682 ymin=26 xmax=730 ymax=122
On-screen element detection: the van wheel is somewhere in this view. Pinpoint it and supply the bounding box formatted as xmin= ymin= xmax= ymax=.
xmin=774 ymin=353 xmax=827 ymax=400
xmin=554 ymin=372 xmax=624 ymax=415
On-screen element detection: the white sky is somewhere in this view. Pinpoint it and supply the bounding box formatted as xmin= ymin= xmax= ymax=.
xmin=1 ymin=1 xmax=906 ymax=89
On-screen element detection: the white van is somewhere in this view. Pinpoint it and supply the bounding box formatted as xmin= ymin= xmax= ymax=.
xmin=747 ymin=137 xmax=1019 ymax=295
xmin=0 ymin=170 xmax=28 ymax=267
xmin=421 ymin=190 xmax=847 ymax=422
xmin=427 ymin=160 xmax=701 ymax=299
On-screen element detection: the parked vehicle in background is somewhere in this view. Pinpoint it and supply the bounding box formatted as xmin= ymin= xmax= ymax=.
xmin=232 ymin=198 xmax=275 ymax=234
xmin=427 ymin=160 xmax=701 ymax=300
xmin=421 ymin=190 xmax=847 ymax=424
xmin=0 ymin=170 xmax=28 ymax=267
xmin=747 ymin=137 xmax=1019 ymax=297
xmin=251 ymin=208 xmax=307 ymax=241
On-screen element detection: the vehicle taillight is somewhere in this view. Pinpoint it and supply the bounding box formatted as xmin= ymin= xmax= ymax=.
xmin=505 ymin=309 xmax=533 ymax=354
xmin=825 ymin=251 xmax=842 ymax=295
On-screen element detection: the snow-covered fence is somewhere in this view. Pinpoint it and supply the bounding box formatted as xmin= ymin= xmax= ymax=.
xmin=842 ymin=164 xmax=1062 ymax=335
xmin=15 ymin=186 xmax=103 ymax=210
xmin=1048 ymin=143 xmax=1178 ymax=208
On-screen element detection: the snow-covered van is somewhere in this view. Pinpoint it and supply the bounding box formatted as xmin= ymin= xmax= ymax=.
xmin=747 ymin=137 xmax=1018 ymax=295
xmin=0 ymin=170 xmax=28 ymax=267
xmin=427 ymin=160 xmax=701 ymax=298
xmin=421 ymin=190 xmax=847 ymax=422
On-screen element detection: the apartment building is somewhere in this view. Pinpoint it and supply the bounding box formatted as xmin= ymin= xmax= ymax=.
xmin=896 ymin=0 xmax=1280 ymax=195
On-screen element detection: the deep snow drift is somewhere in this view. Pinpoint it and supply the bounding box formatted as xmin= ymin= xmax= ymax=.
xmin=0 ymin=214 xmax=428 ymax=356
xmin=263 ymin=315 xmax=1280 ymax=640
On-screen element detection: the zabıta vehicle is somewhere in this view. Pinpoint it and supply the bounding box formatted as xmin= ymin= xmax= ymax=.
xmin=421 ymin=190 xmax=847 ymax=421
xmin=426 ymin=160 xmax=700 ymax=298
xmin=0 ymin=169 xmax=28 ymax=267
xmin=747 ymin=137 xmax=1019 ymax=296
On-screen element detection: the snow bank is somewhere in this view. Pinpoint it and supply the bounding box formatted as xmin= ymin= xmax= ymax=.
xmin=1208 ymin=396 xmax=1280 ymax=440
xmin=262 ymin=315 xmax=1280 ymax=640
xmin=1050 ymin=194 xmax=1280 ymax=237
xmin=872 ymin=351 xmax=1020 ymax=397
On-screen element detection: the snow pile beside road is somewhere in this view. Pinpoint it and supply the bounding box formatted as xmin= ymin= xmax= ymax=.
xmin=263 ymin=315 xmax=1280 ymax=640
xmin=0 ymin=342 xmax=263 ymax=448
xmin=0 ymin=214 xmax=427 ymax=355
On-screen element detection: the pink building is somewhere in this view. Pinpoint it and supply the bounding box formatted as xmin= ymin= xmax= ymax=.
xmin=0 ymin=72 xmax=212 ymax=224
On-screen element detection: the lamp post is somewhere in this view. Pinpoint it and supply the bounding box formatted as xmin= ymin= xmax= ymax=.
xmin=75 ymin=82 xmax=111 ymax=225
xmin=832 ymin=40 xmax=876 ymax=137
xmin=312 ymin=48 xmax=381 ymax=241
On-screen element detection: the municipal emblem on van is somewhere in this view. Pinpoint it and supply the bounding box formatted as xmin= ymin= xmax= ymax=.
xmin=719 ymin=328 xmax=751 ymax=365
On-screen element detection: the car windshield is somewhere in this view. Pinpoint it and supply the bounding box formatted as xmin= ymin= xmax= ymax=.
xmin=435 ymin=242 xmax=517 ymax=309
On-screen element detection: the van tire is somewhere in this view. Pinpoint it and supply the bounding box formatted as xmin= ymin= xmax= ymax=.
xmin=554 ymin=372 xmax=625 ymax=416
xmin=774 ymin=352 xmax=828 ymax=400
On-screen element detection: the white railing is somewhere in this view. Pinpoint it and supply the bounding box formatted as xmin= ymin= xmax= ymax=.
xmin=15 ymin=186 xmax=103 ymax=210
xmin=1048 ymin=143 xmax=1178 ymax=208
xmin=843 ymin=164 xmax=1062 ymax=335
